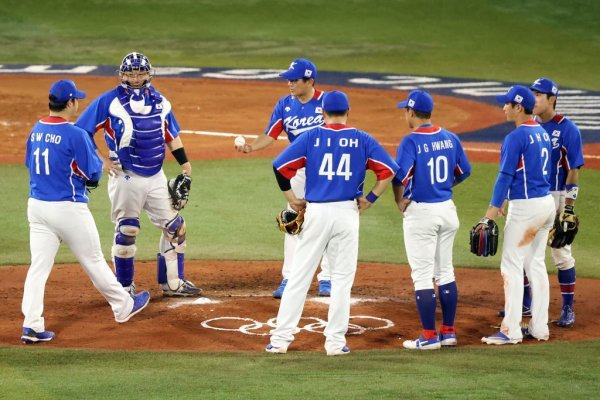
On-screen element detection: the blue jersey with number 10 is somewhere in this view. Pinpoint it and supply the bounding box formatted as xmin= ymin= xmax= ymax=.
xmin=392 ymin=125 xmax=471 ymax=202
xmin=273 ymin=124 xmax=399 ymax=202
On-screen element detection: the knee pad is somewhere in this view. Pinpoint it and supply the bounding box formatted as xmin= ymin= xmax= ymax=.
xmin=112 ymin=218 xmax=140 ymax=258
xmin=164 ymin=215 xmax=186 ymax=248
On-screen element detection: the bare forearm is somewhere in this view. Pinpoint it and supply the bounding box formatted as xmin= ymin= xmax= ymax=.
xmin=167 ymin=137 xmax=192 ymax=175
xmin=248 ymin=134 xmax=275 ymax=152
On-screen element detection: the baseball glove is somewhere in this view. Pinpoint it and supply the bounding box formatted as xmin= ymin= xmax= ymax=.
xmin=470 ymin=218 xmax=499 ymax=257
xmin=168 ymin=174 xmax=192 ymax=210
xmin=276 ymin=209 xmax=305 ymax=235
xmin=548 ymin=205 xmax=579 ymax=248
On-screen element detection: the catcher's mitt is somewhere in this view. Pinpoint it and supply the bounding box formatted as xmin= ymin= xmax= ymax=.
xmin=276 ymin=209 xmax=305 ymax=235
xmin=548 ymin=205 xmax=579 ymax=248
xmin=470 ymin=218 xmax=499 ymax=257
xmin=168 ymin=174 xmax=192 ymax=210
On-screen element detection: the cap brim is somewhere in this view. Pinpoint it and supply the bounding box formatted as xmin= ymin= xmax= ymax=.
xmin=397 ymin=100 xmax=409 ymax=108
xmin=74 ymin=89 xmax=86 ymax=99
xmin=279 ymin=70 xmax=303 ymax=80
xmin=495 ymin=94 xmax=511 ymax=103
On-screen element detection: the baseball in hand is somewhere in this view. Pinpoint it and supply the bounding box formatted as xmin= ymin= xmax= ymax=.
xmin=234 ymin=135 xmax=246 ymax=147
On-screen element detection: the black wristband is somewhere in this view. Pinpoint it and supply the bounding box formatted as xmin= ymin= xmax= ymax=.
xmin=171 ymin=147 xmax=189 ymax=165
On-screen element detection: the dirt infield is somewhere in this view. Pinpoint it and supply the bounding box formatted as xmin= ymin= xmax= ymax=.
xmin=0 ymin=261 xmax=598 ymax=351
xmin=2 ymin=75 xmax=599 ymax=167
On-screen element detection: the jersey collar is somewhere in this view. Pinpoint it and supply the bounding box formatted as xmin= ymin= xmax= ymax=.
xmin=40 ymin=116 xmax=68 ymax=124
xmin=324 ymin=123 xmax=349 ymax=131
xmin=553 ymin=114 xmax=565 ymax=124
xmin=314 ymin=89 xmax=324 ymax=100
xmin=412 ymin=124 xmax=441 ymax=134
xmin=520 ymin=119 xmax=540 ymax=127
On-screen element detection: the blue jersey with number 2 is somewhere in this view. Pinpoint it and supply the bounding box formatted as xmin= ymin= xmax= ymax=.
xmin=273 ymin=124 xmax=399 ymax=202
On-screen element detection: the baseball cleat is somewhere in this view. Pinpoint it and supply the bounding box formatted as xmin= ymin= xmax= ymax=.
xmin=438 ymin=333 xmax=457 ymax=347
xmin=123 ymin=282 xmax=136 ymax=297
xmin=403 ymin=335 xmax=441 ymax=350
xmin=497 ymin=305 xmax=531 ymax=318
xmin=272 ymin=279 xmax=288 ymax=299
xmin=265 ymin=344 xmax=288 ymax=354
xmin=555 ymin=305 xmax=575 ymax=327
xmin=326 ymin=346 xmax=350 ymax=356
xmin=116 ymin=291 xmax=150 ymax=323
xmin=21 ymin=328 xmax=55 ymax=344
xmin=161 ymin=279 xmax=202 ymax=297
xmin=481 ymin=332 xmax=522 ymax=345
xmin=318 ymin=280 xmax=331 ymax=297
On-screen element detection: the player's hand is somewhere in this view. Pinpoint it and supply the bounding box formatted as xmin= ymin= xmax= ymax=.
xmin=181 ymin=162 xmax=192 ymax=177
xmin=235 ymin=143 xmax=252 ymax=153
xmin=396 ymin=198 xmax=411 ymax=214
xmin=497 ymin=199 xmax=508 ymax=217
xmin=104 ymin=158 xmax=122 ymax=177
xmin=357 ymin=196 xmax=372 ymax=215
xmin=289 ymin=199 xmax=306 ymax=212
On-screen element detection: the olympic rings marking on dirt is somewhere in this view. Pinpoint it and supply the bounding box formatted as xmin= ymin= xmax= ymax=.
xmin=200 ymin=315 xmax=394 ymax=336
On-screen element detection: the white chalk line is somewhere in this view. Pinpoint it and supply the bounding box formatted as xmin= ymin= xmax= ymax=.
xmin=181 ymin=129 xmax=600 ymax=160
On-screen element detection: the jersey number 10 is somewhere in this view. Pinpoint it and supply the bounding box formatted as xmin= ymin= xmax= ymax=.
xmin=427 ymin=155 xmax=448 ymax=184
xmin=33 ymin=148 xmax=50 ymax=175
xmin=319 ymin=153 xmax=352 ymax=181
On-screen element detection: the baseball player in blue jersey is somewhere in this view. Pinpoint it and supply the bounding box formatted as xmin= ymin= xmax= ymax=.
xmin=480 ymin=86 xmax=555 ymax=345
xmin=75 ymin=52 xmax=200 ymax=298
xmin=266 ymin=91 xmax=399 ymax=355
xmin=21 ymin=80 xmax=150 ymax=344
xmin=392 ymin=90 xmax=471 ymax=350
xmin=234 ymin=58 xmax=332 ymax=298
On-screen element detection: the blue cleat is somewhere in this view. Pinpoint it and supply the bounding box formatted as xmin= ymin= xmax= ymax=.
xmin=116 ymin=291 xmax=150 ymax=323
xmin=21 ymin=328 xmax=55 ymax=344
xmin=272 ymin=279 xmax=288 ymax=299
xmin=555 ymin=305 xmax=575 ymax=327
xmin=318 ymin=280 xmax=331 ymax=297
xmin=481 ymin=331 xmax=522 ymax=345
xmin=403 ymin=335 xmax=441 ymax=350
xmin=438 ymin=333 xmax=457 ymax=347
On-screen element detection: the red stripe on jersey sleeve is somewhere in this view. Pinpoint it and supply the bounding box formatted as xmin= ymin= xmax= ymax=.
xmin=267 ymin=119 xmax=284 ymax=139
xmin=401 ymin=165 xmax=415 ymax=186
xmin=454 ymin=164 xmax=464 ymax=176
xmin=164 ymin=121 xmax=174 ymax=143
xmin=366 ymin=158 xmax=395 ymax=181
xmin=71 ymin=160 xmax=89 ymax=180
xmin=277 ymin=157 xmax=306 ymax=179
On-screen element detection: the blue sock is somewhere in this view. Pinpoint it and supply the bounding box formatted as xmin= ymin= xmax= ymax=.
xmin=523 ymin=276 xmax=532 ymax=310
xmin=558 ymin=267 xmax=576 ymax=308
xmin=114 ymin=256 xmax=134 ymax=287
xmin=438 ymin=281 xmax=458 ymax=327
xmin=415 ymin=289 xmax=437 ymax=332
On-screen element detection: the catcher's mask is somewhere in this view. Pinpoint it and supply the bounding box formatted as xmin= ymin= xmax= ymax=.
xmin=118 ymin=52 xmax=154 ymax=90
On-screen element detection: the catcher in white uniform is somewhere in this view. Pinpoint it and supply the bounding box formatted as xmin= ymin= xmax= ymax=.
xmin=476 ymin=86 xmax=555 ymax=345
xmin=21 ymin=80 xmax=150 ymax=344
xmin=75 ymin=52 xmax=200 ymax=297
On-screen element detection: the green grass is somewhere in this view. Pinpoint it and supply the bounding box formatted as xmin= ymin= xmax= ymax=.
xmin=1 ymin=0 xmax=599 ymax=89
xmin=1 ymin=342 xmax=600 ymax=399
xmin=2 ymin=160 xmax=599 ymax=278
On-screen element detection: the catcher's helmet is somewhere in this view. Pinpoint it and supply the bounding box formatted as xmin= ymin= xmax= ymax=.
xmin=119 ymin=52 xmax=153 ymax=89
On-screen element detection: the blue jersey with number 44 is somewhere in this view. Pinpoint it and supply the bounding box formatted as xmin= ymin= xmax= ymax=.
xmin=392 ymin=125 xmax=471 ymax=202
xmin=273 ymin=124 xmax=399 ymax=202
xmin=25 ymin=117 xmax=102 ymax=203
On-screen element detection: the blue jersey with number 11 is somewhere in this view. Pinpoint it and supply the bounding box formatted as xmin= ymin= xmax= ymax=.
xmin=392 ymin=125 xmax=471 ymax=202
xmin=273 ymin=124 xmax=399 ymax=202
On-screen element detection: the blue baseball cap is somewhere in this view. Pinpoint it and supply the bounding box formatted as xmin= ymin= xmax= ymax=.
xmin=49 ymin=80 xmax=86 ymax=102
xmin=322 ymin=90 xmax=349 ymax=113
xmin=397 ymin=90 xmax=434 ymax=113
xmin=279 ymin=58 xmax=317 ymax=80
xmin=495 ymin=85 xmax=535 ymax=110
xmin=530 ymin=77 xmax=559 ymax=96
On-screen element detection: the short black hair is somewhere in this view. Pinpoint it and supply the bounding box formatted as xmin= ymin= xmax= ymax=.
xmin=49 ymin=95 xmax=69 ymax=112
xmin=546 ymin=93 xmax=557 ymax=110
xmin=407 ymin=107 xmax=431 ymax=119
xmin=510 ymin=101 xmax=533 ymax=115
xmin=325 ymin=110 xmax=348 ymax=117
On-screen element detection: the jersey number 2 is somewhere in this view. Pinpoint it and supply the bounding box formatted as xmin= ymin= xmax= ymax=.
xmin=33 ymin=148 xmax=50 ymax=175
xmin=319 ymin=153 xmax=352 ymax=181
xmin=541 ymin=147 xmax=549 ymax=175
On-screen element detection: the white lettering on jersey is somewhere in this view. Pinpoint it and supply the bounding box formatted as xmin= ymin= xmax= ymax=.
xmin=431 ymin=139 xmax=453 ymax=151
xmin=32 ymin=132 xmax=44 ymax=142
xmin=551 ymin=130 xmax=561 ymax=149
xmin=283 ymin=114 xmax=325 ymax=136
xmin=339 ymin=138 xmax=358 ymax=148
xmin=44 ymin=133 xmax=62 ymax=144
xmin=314 ymin=137 xmax=320 ymax=147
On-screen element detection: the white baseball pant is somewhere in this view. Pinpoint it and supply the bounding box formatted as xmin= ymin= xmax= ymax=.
xmin=23 ymin=198 xmax=134 ymax=332
xmin=500 ymin=194 xmax=555 ymax=340
xmin=270 ymin=201 xmax=359 ymax=353
xmin=282 ymin=167 xmax=330 ymax=281
xmin=402 ymin=199 xmax=459 ymax=290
